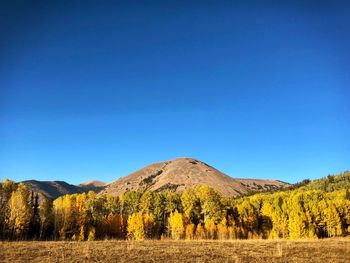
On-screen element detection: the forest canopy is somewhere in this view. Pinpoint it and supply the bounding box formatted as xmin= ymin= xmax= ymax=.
xmin=1 ymin=171 xmax=349 ymax=241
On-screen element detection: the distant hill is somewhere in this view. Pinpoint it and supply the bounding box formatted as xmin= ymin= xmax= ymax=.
xmin=12 ymin=162 xmax=349 ymax=200
xmin=19 ymin=158 xmax=290 ymax=199
xmin=100 ymin=157 xmax=289 ymax=197
xmin=299 ymin=171 xmax=350 ymax=191
xmin=22 ymin=180 xmax=86 ymax=199
xmin=79 ymin=180 xmax=107 ymax=192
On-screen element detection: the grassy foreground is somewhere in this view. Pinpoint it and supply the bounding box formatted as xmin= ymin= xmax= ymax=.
xmin=1 ymin=238 xmax=350 ymax=263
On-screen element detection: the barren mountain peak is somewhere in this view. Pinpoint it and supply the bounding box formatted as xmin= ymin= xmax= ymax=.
xmin=80 ymin=180 xmax=106 ymax=187
xmin=100 ymin=157 xmax=288 ymax=197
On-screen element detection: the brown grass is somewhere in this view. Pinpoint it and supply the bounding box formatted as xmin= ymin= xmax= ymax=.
xmin=1 ymin=238 xmax=350 ymax=263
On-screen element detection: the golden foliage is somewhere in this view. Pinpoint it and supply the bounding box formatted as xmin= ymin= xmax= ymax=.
xmin=185 ymin=223 xmax=195 ymax=240
xmin=9 ymin=183 xmax=31 ymax=237
xmin=168 ymin=210 xmax=184 ymax=240
xmin=127 ymin=212 xmax=145 ymax=240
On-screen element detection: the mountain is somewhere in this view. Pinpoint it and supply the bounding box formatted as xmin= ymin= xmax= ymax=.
xmin=22 ymin=180 xmax=86 ymax=199
xmin=100 ymin=157 xmax=289 ymax=197
xmin=299 ymin=170 xmax=350 ymax=191
xmin=79 ymin=180 xmax=107 ymax=192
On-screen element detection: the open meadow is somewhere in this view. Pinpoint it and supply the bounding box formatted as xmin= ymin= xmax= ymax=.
xmin=1 ymin=238 xmax=350 ymax=263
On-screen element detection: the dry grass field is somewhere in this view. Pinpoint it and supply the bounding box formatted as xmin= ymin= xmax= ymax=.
xmin=1 ymin=238 xmax=349 ymax=263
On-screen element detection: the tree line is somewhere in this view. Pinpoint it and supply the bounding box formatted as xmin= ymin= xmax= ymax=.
xmin=1 ymin=178 xmax=350 ymax=241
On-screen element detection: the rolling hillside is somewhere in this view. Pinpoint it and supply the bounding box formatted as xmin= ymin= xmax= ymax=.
xmin=22 ymin=180 xmax=86 ymax=199
xmin=300 ymin=171 xmax=350 ymax=191
xmin=79 ymin=180 xmax=107 ymax=192
xmin=100 ymin=157 xmax=289 ymax=197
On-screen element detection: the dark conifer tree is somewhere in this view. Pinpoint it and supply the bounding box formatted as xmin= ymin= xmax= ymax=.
xmin=28 ymin=192 xmax=41 ymax=239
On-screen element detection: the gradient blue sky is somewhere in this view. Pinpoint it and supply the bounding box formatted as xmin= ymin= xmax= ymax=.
xmin=1 ymin=1 xmax=349 ymax=184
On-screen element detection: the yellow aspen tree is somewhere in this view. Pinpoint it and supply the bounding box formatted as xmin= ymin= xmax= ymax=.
xmin=39 ymin=197 xmax=54 ymax=239
xmin=0 ymin=179 xmax=17 ymax=238
xmin=227 ymin=226 xmax=236 ymax=239
xmin=204 ymin=218 xmax=216 ymax=239
xmin=76 ymin=194 xmax=87 ymax=224
xmin=143 ymin=213 xmax=156 ymax=239
xmin=112 ymin=213 xmax=128 ymax=238
xmin=195 ymin=223 xmax=205 ymax=240
xmin=140 ymin=191 xmax=154 ymax=215
xmin=9 ymin=183 xmax=30 ymax=238
xmin=196 ymin=186 xmax=223 ymax=223
xmin=236 ymin=199 xmax=259 ymax=238
xmin=58 ymin=195 xmax=75 ymax=239
xmin=261 ymin=194 xmax=289 ymax=239
xmin=79 ymin=225 xmax=85 ymax=241
xmin=88 ymin=227 xmax=96 ymax=241
xmin=105 ymin=213 xmax=119 ymax=237
xmin=329 ymin=196 xmax=350 ymax=236
xmin=185 ymin=223 xmax=195 ymax=240
xmin=181 ymin=188 xmax=201 ymax=224
xmin=120 ymin=215 xmax=128 ymax=238
xmin=127 ymin=212 xmax=145 ymax=240
xmin=121 ymin=191 xmax=141 ymax=217
xmin=323 ymin=203 xmax=342 ymax=237
xmin=217 ymin=218 xmax=228 ymax=240
xmin=105 ymin=195 xmax=120 ymax=214
xmin=168 ymin=210 xmax=184 ymax=240
xmin=53 ymin=197 xmax=64 ymax=238
xmin=287 ymin=193 xmax=308 ymax=239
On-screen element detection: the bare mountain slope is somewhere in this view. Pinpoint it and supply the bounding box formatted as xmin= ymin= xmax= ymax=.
xmin=80 ymin=180 xmax=106 ymax=187
xmin=100 ymin=158 xmax=288 ymax=197
xmin=22 ymin=180 xmax=86 ymax=199
xmin=79 ymin=180 xmax=107 ymax=192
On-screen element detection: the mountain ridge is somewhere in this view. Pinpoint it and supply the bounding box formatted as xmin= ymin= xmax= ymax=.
xmin=100 ymin=157 xmax=289 ymax=197
xmin=19 ymin=157 xmax=290 ymax=199
xmin=21 ymin=180 xmax=85 ymax=199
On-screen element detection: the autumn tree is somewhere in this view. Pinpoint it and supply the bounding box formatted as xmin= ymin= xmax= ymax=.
xmin=76 ymin=193 xmax=88 ymax=240
xmin=127 ymin=212 xmax=145 ymax=240
xmin=164 ymin=191 xmax=182 ymax=215
xmin=0 ymin=179 xmax=17 ymax=239
xmin=152 ymin=192 xmax=166 ymax=236
xmin=53 ymin=195 xmax=78 ymax=239
xmin=152 ymin=192 xmax=165 ymax=222
xmin=261 ymin=194 xmax=289 ymax=238
xmin=143 ymin=213 xmax=156 ymax=239
xmin=323 ymin=201 xmax=342 ymax=237
xmin=236 ymin=199 xmax=260 ymax=238
xmin=104 ymin=195 xmax=120 ymax=214
xmin=185 ymin=223 xmax=195 ymax=240
xmin=3 ymin=172 xmax=350 ymax=241
xmin=287 ymin=193 xmax=308 ymax=239
xmin=140 ymin=191 xmax=154 ymax=215
xmin=217 ymin=218 xmax=229 ymax=240
xmin=168 ymin=210 xmax=184 ymax=240
xmin=196 ymin=186 xmax=224 ymax=223
xmin=40 ymin=197 xmax=54 ymax=239
xmin=9 ymin=183 xmax=31 ymax=238
xmin=85 ymin=191 xmax=105 ymax=227
xmin=88 ymin=227 xmax=96 ymax=241
xmin=181 ymin=188 xmax=201 ymax=224
xmin=195 ymin=223 xmax=205 ymax=239
xmin=103 ymin=213 xmax=126 ymax=239
xmin=204 ymin=218 xmax=216 ymax=239
xmin=121 ymin=191 xmax=141 ymax=217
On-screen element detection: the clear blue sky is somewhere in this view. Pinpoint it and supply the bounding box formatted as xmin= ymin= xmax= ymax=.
xmin=1 ymin=1 xmax=349 ymax=184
